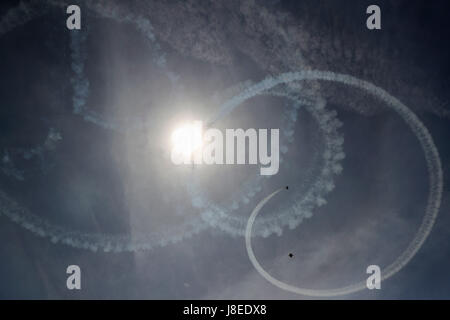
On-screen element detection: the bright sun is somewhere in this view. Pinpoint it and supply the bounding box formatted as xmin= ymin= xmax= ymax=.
xmin=171 ymin=121 xmax=203 ymax=160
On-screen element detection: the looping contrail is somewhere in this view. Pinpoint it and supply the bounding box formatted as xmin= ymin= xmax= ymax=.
xmin=191 ymin=84 xmax=345 ymax=238
xmin=0 ymin=2 xmax=442 ymax=267
xmin=245 ymin=70 xmax=443 ymax=297
xmin=0 ymin=1 xmax=205 ymax=252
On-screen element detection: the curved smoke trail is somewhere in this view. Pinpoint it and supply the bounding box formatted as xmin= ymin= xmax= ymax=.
xmin=245 ymin=70 xmax=443 ymax=297
xmin=0 ymin=1 xmax=208 ymax=251
xmin=68 ymin=1 xmax=181 ymax=132
xmin=2 ymin=1 xmax=336 ymax=250
xmin=193 ymin=83 xmax=344 ymax=237
xmin=0 ymin=186 xmax=207 ymax=252
xmin=0 ymin=1 xmax=47 ymax=37
xmin=1 ymin=127 xmax=62 ymax=181
xmin=191 ymin=84 xmax=307 ymax=215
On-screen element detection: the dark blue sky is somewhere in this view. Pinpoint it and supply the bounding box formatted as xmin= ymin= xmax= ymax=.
xmin=0 ymin=0 xmax=449 ymax=299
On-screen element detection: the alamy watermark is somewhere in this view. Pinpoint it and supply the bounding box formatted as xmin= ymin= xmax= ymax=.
xmin=170 ymin=121 xmax=279 ymax=176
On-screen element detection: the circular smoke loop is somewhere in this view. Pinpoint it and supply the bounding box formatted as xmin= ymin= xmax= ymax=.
xmin=0 ymin=4 xmax=444 ymax=297
xmin=245 ymin=71 xmax=443 ymax=297
xmin=0 ymin=1 xmax=344 ymax=251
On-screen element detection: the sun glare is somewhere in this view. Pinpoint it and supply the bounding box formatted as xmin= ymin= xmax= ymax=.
xmin=171 ymin=121 xmax=203 ymax=160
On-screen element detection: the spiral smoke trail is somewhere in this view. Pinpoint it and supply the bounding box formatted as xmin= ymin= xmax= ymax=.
xmin=0 ymin=1 xmax=208 ymax=252
xmin=190 ymin=85 xmax=344 ymax=237
xmin=245 ymin=70 xmax=443 ymax=297
xmin=1 ymin=3 xmax=440 ymax=265
xmin=67 ymin=0 xmax=182 ymax=133
xmin=1 ymin=1 xmax=342 ymax=251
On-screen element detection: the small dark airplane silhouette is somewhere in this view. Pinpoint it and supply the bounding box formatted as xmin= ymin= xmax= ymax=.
xmin=288 ymin=253 xmax=294 ymax=258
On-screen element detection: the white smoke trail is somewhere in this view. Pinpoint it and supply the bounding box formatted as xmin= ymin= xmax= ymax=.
xmin=0 ymin=1 xmax=206 ymax=252
xmin=194 ymin=83 xmax=344 ymax=237
xmin=0 ymin=186 xmax=207 ymax=252
xmin=2 ymin=1 xmax=341 ymax=251
xmin=245 ymin=70 xmax=443 ymax=297
xmin=0 ymin=127 xmax=62 ymax=181
xmin=0 ymin=1 xmax=47 ymax=37
xmin=189 ymin=83 xmax=317 ymax=223
xmin=68 ymin=1 xmax=182 ymax=132
xmin=1 ymin=0 xmax=345 ymax=247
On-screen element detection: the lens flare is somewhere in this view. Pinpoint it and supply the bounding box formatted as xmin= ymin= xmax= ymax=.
xmin=171 ymin=121 xmax=203 ymax=163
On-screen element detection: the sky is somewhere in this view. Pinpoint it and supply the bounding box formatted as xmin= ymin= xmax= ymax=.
xmin=0 ymin=0 xmax=449 ymax=299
